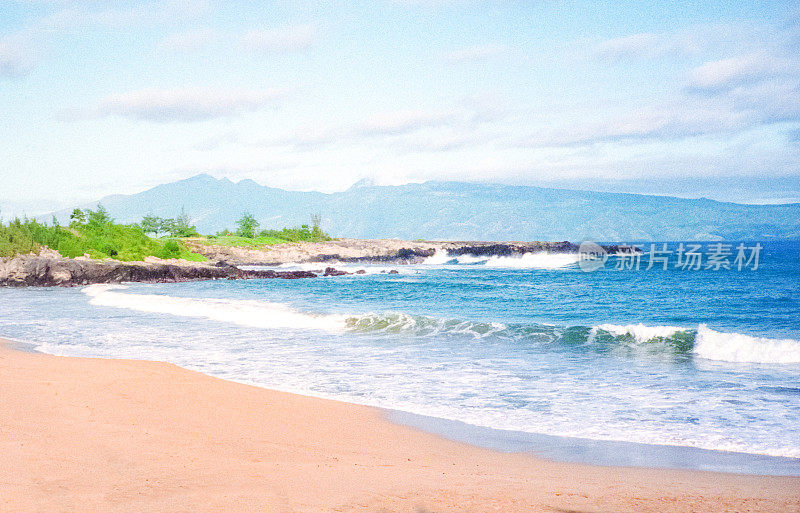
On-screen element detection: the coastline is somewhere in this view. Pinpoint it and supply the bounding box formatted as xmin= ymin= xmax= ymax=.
xmin=2 ymin=338 xmax=798 ymax=513
xmin=388 ymin=410 xmax=800 ymax=477
xmin=0 ymin=238 xmax=634 ymax=288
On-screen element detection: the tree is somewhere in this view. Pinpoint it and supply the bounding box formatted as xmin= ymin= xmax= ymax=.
xmin=69 ymin=208 xmax=86 ymax=226
xmin=140 ymin=214 xmax=162 ymax=236
xmin=311 ymin=213 xmax=323 ymax=242
xmin=171 ymin=208 xmax=198 ymax=237
xmin=235 ymin=212 xmax=259 ymax=238
xmin=86 ymin=204 xmax=112 ymax=228
xmin=159 ymin=217 xmax=176 ymax=237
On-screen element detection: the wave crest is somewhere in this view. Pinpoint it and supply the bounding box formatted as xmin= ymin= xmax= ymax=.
xmin=82 ymin=286 xmax=800 ymax=365
xmin=422 ymin=250 xmax=580 ymax=269
xmin=694 ymin=324 xmax=800 ymax=364
xmin=82 ymin=284 xmax=347 ymax=332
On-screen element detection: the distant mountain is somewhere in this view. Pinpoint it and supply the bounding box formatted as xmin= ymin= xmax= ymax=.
xmin=51 ymin=174 xmax=800 ymax=241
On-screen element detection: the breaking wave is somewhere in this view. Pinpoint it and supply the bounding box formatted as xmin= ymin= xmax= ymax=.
xmin=83 ymin=285 xmax=800 ymax=365
xmin=422 ymin=250 xmax=580 ymax=269
xmin=83 ymin=284 xmax=348 ymax=332
xmin=694 ymin=324 xmax=800 ymax=364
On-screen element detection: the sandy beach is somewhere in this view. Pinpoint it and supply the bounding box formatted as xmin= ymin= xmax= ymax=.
xmin=1 ymin=339 xmax=798 ymax=513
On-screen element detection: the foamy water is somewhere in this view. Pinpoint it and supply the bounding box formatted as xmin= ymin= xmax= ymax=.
xmin=2 ymin=241 xmax=800 ymax=467
xmin=694 ymin=324 xmax=800 ymax=364
xmin=82 ymin=285 xmax=800 ymax=366
xmin=84 ymin=284 xmax=348 ymax=332
xmin=422 ymin=250 xmax=581 ymax=269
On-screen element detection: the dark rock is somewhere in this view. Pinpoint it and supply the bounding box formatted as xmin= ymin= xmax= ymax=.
xmin=0 ymin=255 xmax=322 ymax=287
xmin=323 ymin=267 xmax=349 ymax=277
xmin=388 ymin=269 xmax=399 ymax=274
xmin=308 ymin=247 xmax=435 ymax=265
xmin=277 ymin=270 xmax=318 ymax=279
xmin=396 ymin=248 xmax=435 ymax=260
xmin=355 ymin=269 xmax=366 ymax=274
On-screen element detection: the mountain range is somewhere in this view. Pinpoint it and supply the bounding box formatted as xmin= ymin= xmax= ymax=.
xmin=52 ymin=174 xmax=800 ymax=241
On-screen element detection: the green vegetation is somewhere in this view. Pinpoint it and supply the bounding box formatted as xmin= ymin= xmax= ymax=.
xmin=203 ymin=235 xmax=291 ymax=247
xmin=202 ymin=213 xmax=332 ymax=246
xmin=257 ymin=224 xmax=331 ymax=243
xmin=0 ymin=206 xmax=333 ymax=258
xmin=235 ymin=212 xmax=259 ymax=238
xmin=139 ymin=209 xmax=199 ymax=238
xmin=0 ymin=205 xmax=206 ymax=261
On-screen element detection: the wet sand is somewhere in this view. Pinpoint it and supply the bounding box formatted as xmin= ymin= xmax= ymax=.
xmin=1 ymin=340 xmax=798 ymax=513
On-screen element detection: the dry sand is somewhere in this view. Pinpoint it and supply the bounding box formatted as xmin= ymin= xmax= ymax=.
xmin=1 ymin=340 xmax=798 ymax=513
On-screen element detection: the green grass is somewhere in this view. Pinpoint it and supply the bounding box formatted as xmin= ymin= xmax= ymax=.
xmin=202 ymin=226 xmax=333 ymax=247
xmin=1 ymin=211 xmax=332 ymax=259
xmin=0 ymin=218 xmax=207 ymax=262
xmin=200 ymin=235 xmax=289 ymax=247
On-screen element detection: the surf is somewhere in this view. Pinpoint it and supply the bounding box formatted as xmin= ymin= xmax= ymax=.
xmin=422 ymin=250 xmax=580 ymax=269
xmin=82 ymin=284 xmax=349 ymax=332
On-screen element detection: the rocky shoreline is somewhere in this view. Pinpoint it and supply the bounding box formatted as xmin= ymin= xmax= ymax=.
xmin=0 ymin=252 xmax=320 ymax=287
xmin=183 ymin=238 xmax=609 ymax=266
xmin=1 ymin=239 xmax=618 ymax=287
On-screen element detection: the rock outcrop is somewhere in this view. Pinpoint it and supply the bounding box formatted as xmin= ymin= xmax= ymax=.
xmin=0 ymin=254 xmax=322 ymax=287
xmin=1 ymin=239 xmax=626 ymax=287
xmin=183 ymin=238 xmax=617 ymax=266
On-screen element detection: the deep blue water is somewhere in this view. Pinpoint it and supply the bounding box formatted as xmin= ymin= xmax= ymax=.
xmin=1 ymin=241 xmax=799 ymax=473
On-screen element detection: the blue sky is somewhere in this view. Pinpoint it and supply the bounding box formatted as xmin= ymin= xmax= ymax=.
xmin=1 ymin=0 xmax=799 ymax=216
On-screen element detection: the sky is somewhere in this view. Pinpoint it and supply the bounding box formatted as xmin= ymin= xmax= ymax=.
xmin=1 ymin=0 xmax=799 ymax=217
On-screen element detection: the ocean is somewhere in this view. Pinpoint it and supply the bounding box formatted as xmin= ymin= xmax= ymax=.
xmin=2 ymin=241 xmax=799 ymax=475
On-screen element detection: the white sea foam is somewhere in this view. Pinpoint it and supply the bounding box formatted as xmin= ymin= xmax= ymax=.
xmin=82 ymin=284 xmax=348 ymax=332
xmin=694 ymin=324 xmax=800 ymax=364
xmin=347 ymin=311 xmax=511 ymax=338
xmin=422 ymin=250 xmax=579 ymax=269
xmin=271 ymin=262 xmax=410 ymax=275
xmin=83 ymin=285 xmax=527 ymax=340
xmin=595 ymin=322 xmax=800 ymax=364
xmin=82 ymin=285 xmax=800 ymax=366
xmin=421 ymin=250 xmax=457 ymax=265
xmin=483 ymin=252 xmax=581 ymax=269
xmin=7 ymin=285 xmax=796 ymax=461
xmin=596 ymin=323 xmax=686 ymax=343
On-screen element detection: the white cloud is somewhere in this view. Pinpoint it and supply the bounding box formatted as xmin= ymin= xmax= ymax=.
xmin=396 ymin=132 xmax=487 ymax=153
xmin=0 ymin=0 xmax=210 ymax=78
xmin=0 ymin=38 xmax=33 ymax=78
xmin=239 ymin=24 xmax=317 ymax=53
xmin=6 ymin=0 xmax=74 ymax=4
xmin=158 ymin=28 xmax=215 ymax=53
xmin=356 ymin=109 xmax=458 ymax=136
xmin=389 ymin=0 xmax=488 ymax=7
xmin=34 ymin=0 xmax=209 ymax=31
xmin=592 ymin=33 xmax=662 ymax=59
xmin=686 ymin=53 xmax=795 ymax=92
xmin=512 ymin=97 xmax=761 ymax=148
xmin=208 ymin=107 xmax=474 ymax=151
xmin=98 ymin=88 xmax=290 ymax=122
xmin=586 ymin=23 xmax=761 ymax=62
xmin=682 ymin=50 xmax=800 ymax=125
xmin=442 ymin=44 xmax=507 ymax=62
xmin=589 ymin=31 xmax=705 ymax=61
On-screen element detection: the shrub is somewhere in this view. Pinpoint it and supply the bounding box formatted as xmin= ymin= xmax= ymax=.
xmin=235 ymin=212 xmax=259 ymax=238
xmin=0 ymin=211 xmax=206 ymax=262
xmin=99 ymin=241 xmax=118 ymax=257
xmin=158 ymin=240 xmax=181 ymax=259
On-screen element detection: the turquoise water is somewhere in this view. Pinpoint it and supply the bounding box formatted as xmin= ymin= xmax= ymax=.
xmin=1 ymin=241 xmax=799 ymax=473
